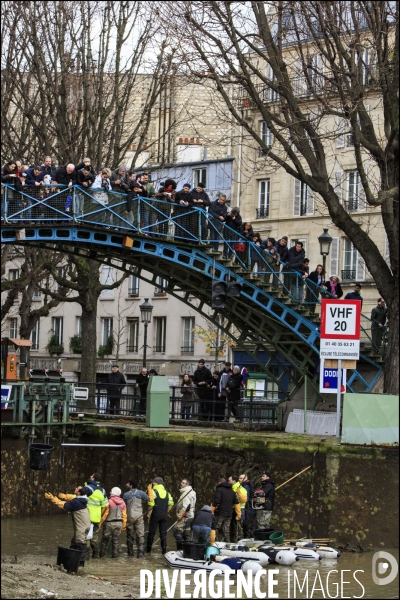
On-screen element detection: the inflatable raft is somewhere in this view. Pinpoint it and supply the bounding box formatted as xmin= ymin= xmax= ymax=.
xmin=164 ymin=550 xmax=236 ymax=573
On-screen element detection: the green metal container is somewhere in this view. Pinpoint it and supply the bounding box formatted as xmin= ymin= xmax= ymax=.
xmin=146 ymin=376 xmax=170 ymax=428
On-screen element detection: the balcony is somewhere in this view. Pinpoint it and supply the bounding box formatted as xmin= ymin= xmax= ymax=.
xmin=256 ymin=207 xmax=269 ymax=219
xmin=341 ymin=269 xmax=356 ymax=281
xmin=126 ymin=345 xmax=138 ymax=353
xmin=181 ymin=345 xmax=194 ymax=355
xmin=153 ymin=345 xmax=165 ymax=353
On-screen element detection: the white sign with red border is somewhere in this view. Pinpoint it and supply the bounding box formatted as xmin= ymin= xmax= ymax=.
xmin=320 ymin=299 xmax=361 ymax=359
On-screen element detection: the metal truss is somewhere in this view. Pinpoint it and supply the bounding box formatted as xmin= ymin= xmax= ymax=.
xmin=1 ymin=223 xmax=383 ymax=395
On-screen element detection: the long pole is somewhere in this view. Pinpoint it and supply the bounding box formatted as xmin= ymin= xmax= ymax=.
xmin=304 ymin=374 xmax=307 ymax=434
xmin=143 ymin=322 xmax=148 ymax=368
xmin=275 ymin=465 xmax=311 ymax=490
xmin=336 ymin=359 xmax=342 ymax=438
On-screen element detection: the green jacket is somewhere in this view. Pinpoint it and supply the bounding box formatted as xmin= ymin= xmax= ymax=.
xmin=87 ymin=488 xmax=108 ymax=523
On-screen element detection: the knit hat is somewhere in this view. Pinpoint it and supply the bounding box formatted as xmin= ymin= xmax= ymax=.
xmin=201 ymin=505 xmax=211 ymax=511
xmin=262 ymin=471 xmax=272 ymax=478
xmin=111 ymin=487 xmax=121 ymax=496
xmin=183 ymin=183 xmax=191 ymax=188
xmin=153 ymin=477 xmax=163 ymax=485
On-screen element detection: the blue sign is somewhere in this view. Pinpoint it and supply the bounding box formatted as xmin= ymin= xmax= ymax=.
xmin=1 ymin=385 xmax=12 ymax=409
xmin=319 ymin=361 xmax=346 ymax=394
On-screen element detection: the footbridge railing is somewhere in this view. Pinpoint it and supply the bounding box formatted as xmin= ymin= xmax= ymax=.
xmin=1 ymin=184 xmax=385 ymax=394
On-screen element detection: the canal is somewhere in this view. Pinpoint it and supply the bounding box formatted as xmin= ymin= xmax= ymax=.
xmin=1 ymin=515 xmax=398 ymax=598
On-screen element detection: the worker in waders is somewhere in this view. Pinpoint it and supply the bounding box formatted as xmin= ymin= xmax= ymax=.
xmin=99 ymin=487 xmax=127 ymax=558
xmin=123 ymin=479 xmax=149 ymax=558
xmin=45 ymin=486 xmax=92 ymax=560
xmin=58 ymin=472 xmax=108 ymax=558
xmin=146 ymin=477 xmax=174 ymax=554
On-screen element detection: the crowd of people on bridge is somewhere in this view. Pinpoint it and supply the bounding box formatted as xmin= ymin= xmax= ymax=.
xmin=44 ymin=469 xmax=275 ymax=559
xmin=2 ymin=157 xmax=386 ymax=340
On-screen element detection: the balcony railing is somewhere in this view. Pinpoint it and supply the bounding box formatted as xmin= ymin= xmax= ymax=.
xmin=341 ymin=269 xmax=357 ymax=281
xmin=153 ymin=345 xmax=165 ymax=352
xmin=126 ymin=344 xmax=138 ymax=353
xmin=181 ymin=345 xmax=194 ymax=354
xmin=256 ymin=207 xmax=269 ymax=219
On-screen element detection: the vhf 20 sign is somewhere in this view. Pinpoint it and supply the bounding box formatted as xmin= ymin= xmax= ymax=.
xmin=320 ymin=299 xmax=361 ymax=360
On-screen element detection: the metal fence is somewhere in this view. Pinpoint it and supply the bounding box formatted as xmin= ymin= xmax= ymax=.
xmin=68 ymin=383 xmax=279 ymax=427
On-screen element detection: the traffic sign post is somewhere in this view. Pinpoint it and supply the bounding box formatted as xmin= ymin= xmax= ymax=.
xmin=320 ymin=299 xmax=361 ymax=438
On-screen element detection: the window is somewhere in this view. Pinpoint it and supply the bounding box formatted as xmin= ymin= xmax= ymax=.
xmin=182 ymin=317 xmax=195 ymax=354
xmin=100 ymin=266 xmax=115 ymax=299
xmin=260 ymin=121 xmax=272 ymax=153
xmin=52 ymin=317 xmax=63 ymax=345
xmin=329 ymin=238 xmax=340 ymax=277
xmin=293 ymin=178 xmax=314 ymax=216
xmin=54 ymin=267 xmax=65 ymax=292
xmin=128 ymin=275 xmax=140 ymax=297
xmin=257 ymin=180 xmax=270 ymax=219
xmin=290 ymin=238 xmax=307 ymax=255
xmin=101 ymin=318 xmax=113 ymax=346
xmin=334 ymin=170 xmax=343 ymax=202
xmin=346 ymin=171 xmax=366 ymax=212
xmin=264 ymin=63 xmax=278 ymax=101
xmin=32 ymin=288 xmax=41 ymax=300
xmin=31 ymin=320 xmax=40 ymax=350
xmin=192 ymin=168 xmax=207 ymax=188
xmin=154 ymin=277 xmax=168 ymax=297
xmin=8 ymin=269 xmax=19 ymax=280
xmin=9 ymin=318 xmax=18 ymax=338
xmin=308 ymin=54 xmax=324 ymax=92
xmin=77 ymin=317 xmax=82 ymax=336
xmin=127 ymin=318 xmax=139 ymax=353
xmin=343 ymin=239 xmax=365 ymax=281
xmin=154 ymin=317 xmax=166 ymax=352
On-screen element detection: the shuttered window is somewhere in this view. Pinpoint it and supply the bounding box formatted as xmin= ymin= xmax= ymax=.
xmin=329 ymin=238 xmax=340 ymax=277
xmin=100 ymin=266 xmax=115 ymax=299
xmin=343 ymin=240 xmax=365 ymax=281
xmin=346 ymin=171 xmax=366 ymax=212
xmin=334 ymin=170 xmax=343 ymax=202
xmin=293 ymin=178 xmax=314 ymax=216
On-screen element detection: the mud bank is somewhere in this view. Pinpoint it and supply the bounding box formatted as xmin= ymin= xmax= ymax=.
xmin=1 ymin=423 xmax=398 ymax=548
xmin=1 ymin=559 xmax=138 ymax=599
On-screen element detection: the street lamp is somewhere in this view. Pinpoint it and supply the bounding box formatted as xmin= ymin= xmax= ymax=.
xmin=140 ymin=298 xmax=153 ymax=367
xmin=318 ymin=228 xmax=333 ymax=274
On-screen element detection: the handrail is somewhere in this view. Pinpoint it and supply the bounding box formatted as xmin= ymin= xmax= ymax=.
xmin=1 ymin=184 xmax=385 ymax=355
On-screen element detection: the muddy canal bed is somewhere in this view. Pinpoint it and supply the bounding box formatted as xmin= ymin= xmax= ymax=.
xmin=2 ymin=515 xmax=399 ymax=599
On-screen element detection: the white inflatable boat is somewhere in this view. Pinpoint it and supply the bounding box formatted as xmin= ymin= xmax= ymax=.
xmin=164 ymin=550 xmax=236 ymax=573
xmin=289 ymin=541 xmax=340 ymax=558
xmin=258 ymin=546 xmax=299 ymax=566
xmin=215 ymin=546 xmax=270 ymax=567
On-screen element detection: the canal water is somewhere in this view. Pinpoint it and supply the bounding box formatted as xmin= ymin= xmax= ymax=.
xmin=1 ymin=515 xmax=398 ymax=598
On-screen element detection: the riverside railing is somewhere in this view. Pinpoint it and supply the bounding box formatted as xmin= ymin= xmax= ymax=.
xmin=2 ymin=184 xmax=385 ymax=354
xmin=69 ymin=382 xmax=279 ymax=427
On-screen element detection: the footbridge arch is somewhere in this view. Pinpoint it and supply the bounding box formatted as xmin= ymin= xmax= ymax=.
xmin=1 ymin=184 xmax=384 ymax=396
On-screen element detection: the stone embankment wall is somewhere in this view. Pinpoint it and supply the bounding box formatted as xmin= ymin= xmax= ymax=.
xmin=1 ymin=426 xmax=398 ymax=550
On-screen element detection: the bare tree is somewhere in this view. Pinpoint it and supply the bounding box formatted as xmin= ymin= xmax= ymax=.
xmin=1 ymin=0 xmax=173 ymax=169
xmin=169 ymin=0 xmax=398 ymax=393
xmin=39 ymin=255 xmax=128 ymax=406
xmin=1 ymin=247 xmax=70 ymax=369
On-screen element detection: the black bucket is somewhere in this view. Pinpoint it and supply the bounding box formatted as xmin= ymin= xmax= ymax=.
xmin=254 ymin=528 xmax=275 ymax=541
xmin=28 ymin=443 xmax=54 ymax=471
xmin=181 ymin=542 xmax=206 ymax=560
xmin=57 ymin=546 xmax=83 ymax=573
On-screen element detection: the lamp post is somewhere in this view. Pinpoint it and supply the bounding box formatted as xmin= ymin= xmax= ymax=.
xmin=140 ymin=298 xmax=153 ymax=368
xmin=318 ymin=228 xmax=333 ymax=274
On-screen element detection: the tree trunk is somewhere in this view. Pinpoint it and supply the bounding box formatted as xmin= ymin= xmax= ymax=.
xmin=79 ymin=304 xmax=98 ymax=412
xmin=384 ymin=292 xmax=399 ymax=395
